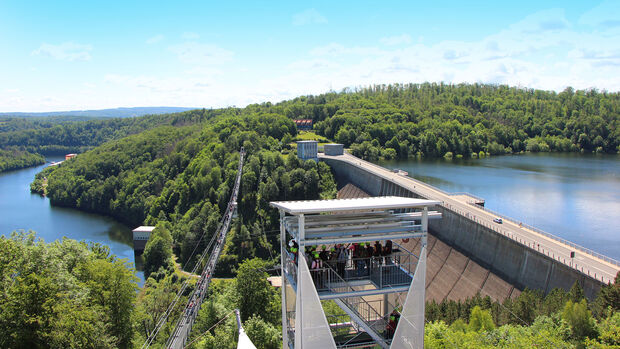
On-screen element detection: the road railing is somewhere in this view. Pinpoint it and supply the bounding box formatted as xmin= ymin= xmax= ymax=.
xmin=329 ymin=152 xmax=619 ymax=284
xmin=470 ymin=203 xmax=620 ymax=268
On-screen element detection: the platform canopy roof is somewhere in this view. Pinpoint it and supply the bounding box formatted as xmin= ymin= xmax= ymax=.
xmin=270 ymin=196 xmax=441 ymax=215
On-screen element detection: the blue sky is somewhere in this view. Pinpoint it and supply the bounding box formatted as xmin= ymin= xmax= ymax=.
xmin=1 ymin=0 xmax=619 ymax=112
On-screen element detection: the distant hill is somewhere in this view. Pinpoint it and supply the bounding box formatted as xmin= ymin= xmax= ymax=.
xmin=0 ymin=107 xmax=195 ymax=118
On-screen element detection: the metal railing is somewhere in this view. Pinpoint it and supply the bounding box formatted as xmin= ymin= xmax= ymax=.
xmin=442 ymin=202 xmax=618 ymax=284
xmin=283 ymin=251 xmax=298 ymax=287
xmin=322 ymin=263 xmax=388 ymax=339
xmin=299 ymin=253 xmax=417 ymax=291
xmin=470 ymin=203 xmax=620 ymax=267
xmin=449 ymin=192 xmax=485 ymax=203
xmin=283 ymin=253 xmax=389 ymax=344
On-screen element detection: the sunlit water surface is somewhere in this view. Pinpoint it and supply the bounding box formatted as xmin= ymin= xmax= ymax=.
xmin=377 ymin=153 xmax=620 ymax=260
xmin=0 ymin=158 xmax=144 ymax=284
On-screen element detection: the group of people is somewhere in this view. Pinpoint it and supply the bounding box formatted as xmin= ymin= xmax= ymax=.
xmin=287 ymin=239 xmax=394 ymax=288
xmin=349 ymin=240 xmax=393 ymax=277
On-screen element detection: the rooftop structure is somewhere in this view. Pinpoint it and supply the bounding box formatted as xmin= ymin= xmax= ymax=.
xmin=324 ymin=143 xmax=344 ymax=156
xmin=297 ymin=140 xmax=318 ymax=162
xmin=132 ymin=225 xmax=156 ymax=253
xmin=293 ymin=119 xmax=313 ymax=130
xmin=271 ymin=196 xmax=441 ymax=349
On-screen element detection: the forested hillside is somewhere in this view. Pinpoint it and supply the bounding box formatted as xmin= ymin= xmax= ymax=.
xmin=26 ymin=107 xmax=337 ymax=347
xmin=262 ymin=83 xmax=620 ymax=160
xmin=0 ymin=110 xmax=213 ymax=172
xmin=6 ymin=83 xmax=619 ymax=173
xmin=8 ymin=83 xmax=619 ymax=348
xmin=0 ymin=113 xmax=177 ymax=156
xmin=0 ymin=232 xmax=137 ymax=349
xmin=0 ymin=146 xmax=45 ymax=172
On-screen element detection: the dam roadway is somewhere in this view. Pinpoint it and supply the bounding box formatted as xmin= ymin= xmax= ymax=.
xmin=320 ymin=152 xmax=619 ymax=287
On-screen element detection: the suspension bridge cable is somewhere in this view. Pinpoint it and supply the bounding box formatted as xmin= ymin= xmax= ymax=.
xmin=142 ymin=149 xmax=245 ymax=349
xmin=182 ymin=310 xmax=236 ymax=349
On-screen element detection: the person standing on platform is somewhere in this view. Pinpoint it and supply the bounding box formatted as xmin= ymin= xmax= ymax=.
xmin=383 ymin=240 xmax=393 ymax=263
xmin=359 ymin=242 xmax=370 ymax=276
xmin=289 ymin=239 xmax=299 ymax=264
xmin=364 ymin=242 xmax=374 ymax=270
xmin=352 ymin=243 xmax=363 ymax=276
xmin=311 ymin=252 xmax=324 ymax=288
xmin=328 ymin=246 xmax=337 ymax=271
xmin=336 ymin=244 xmax=347 ymax=277
xmin=385 ymin=309 xmax=400 ymax=339
xmin=319 ymin=245 xmax=329 ymax=262
xmin=374 ymin=241 xmax=383 ymax=260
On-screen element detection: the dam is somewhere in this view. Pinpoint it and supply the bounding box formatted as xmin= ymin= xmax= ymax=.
xmin=320 ymin=152 xmax=620 ymax=300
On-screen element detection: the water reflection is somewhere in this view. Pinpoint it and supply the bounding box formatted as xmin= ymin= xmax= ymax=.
xmin=0 ymin=159 xmax=144 ymax=284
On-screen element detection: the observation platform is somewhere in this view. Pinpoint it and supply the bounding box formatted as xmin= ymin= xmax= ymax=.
xmin=271 ymin=196 xmax=441 ymax=349
xmin=283 ymin=245 xmax=422 ymax=299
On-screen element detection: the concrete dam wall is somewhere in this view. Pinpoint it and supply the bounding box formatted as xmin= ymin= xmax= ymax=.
xmin=324 ymin=156 xmax=604 ymax=300
xmin=337 ymin=183 xmax=520 ymax=302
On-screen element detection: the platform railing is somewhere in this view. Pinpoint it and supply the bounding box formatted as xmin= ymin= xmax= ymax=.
xmin=321 ymin=263 xmax=388 ymax=340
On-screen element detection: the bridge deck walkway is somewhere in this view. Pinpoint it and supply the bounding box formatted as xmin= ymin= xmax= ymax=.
xmin=166 ymin=150 xmax=245 ymax=349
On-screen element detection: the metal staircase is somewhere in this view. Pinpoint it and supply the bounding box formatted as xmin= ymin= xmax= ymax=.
xmin=322 ymin=263 xmax=390 ymax=349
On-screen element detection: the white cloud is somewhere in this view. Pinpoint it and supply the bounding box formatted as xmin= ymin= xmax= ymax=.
xmin=380 ymin=34 xmax=412 ymax=46
xmin=310 ymin=43 xmax=383 ymax=57
xmin=169 ymin=42 xmax=233 ymax=65
xmin=579 ymin=0 xmax=620 ymax=28
xmin=283 ymin=8 xmax=620 ymax=95
xmin=146 ymin=34 xmax=164 ymax=44
xmin=182 ymin=32 xmax=200 ymax=40
xmin=292 ymin=8 xmax=327 ymax=26
xmin=9 ymin=7 xmax=620 ymax=113
xmin=32 ymin=42 xmax=92 ymax=61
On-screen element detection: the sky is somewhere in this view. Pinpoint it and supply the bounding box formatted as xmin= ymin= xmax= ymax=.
xmin=1 ymin=0 xmax=619 ymax=112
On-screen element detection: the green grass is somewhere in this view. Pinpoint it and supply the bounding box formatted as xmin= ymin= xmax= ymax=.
xmin=294 ymin=130 xmax=330 ymax=143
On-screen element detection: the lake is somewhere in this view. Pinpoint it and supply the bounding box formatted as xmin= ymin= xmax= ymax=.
xmin=0 ymin=158 xmax=144 ymax=283
xmin=378 ymin=153 xmax=620 ymax=261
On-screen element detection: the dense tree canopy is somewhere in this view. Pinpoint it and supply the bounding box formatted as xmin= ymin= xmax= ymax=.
xmin=0 ymin=109 xmax=221 ymax=171
xmin=142 ymin=224 xmax=174 ymax=279
xmin=259 ymin=83 xmax=619 ymax=160
xmin=0 ymin=146 xmax=45 ymax=172
xmin=0 ymin=232 xmax=138 ymax=349
xmin=10 ymin=83 xmax=618 ymax=347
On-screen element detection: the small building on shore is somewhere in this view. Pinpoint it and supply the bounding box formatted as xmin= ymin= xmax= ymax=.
xmin=65 ymin=153 xmax=77 ymax=160
xmin=132 ymin=226 xmax=155 ymax=253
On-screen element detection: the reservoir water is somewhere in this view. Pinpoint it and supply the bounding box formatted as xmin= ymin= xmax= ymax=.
xmin=378 ymin=153 xmax=620 ymax=261
xmin=0 ymin=157 xmax=144 ymax=283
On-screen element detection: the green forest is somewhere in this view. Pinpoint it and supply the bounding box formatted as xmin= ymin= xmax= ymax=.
xmin=2 ymin=83 xmax=619 ymax=348
xmin=0 ymin=232 xmax=137 ymax=348
xmin=282 ymin=83 xmax=619 ymax=160
xmin=21 ymin=107 xmax=338 ymax=348
xmin=0 ymin=112 xmax=207 ymax=172
xmin=4 ymin=82 xmax=620 ymax=172
xmin=0 ymin=146 xmax=45 ymax=172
